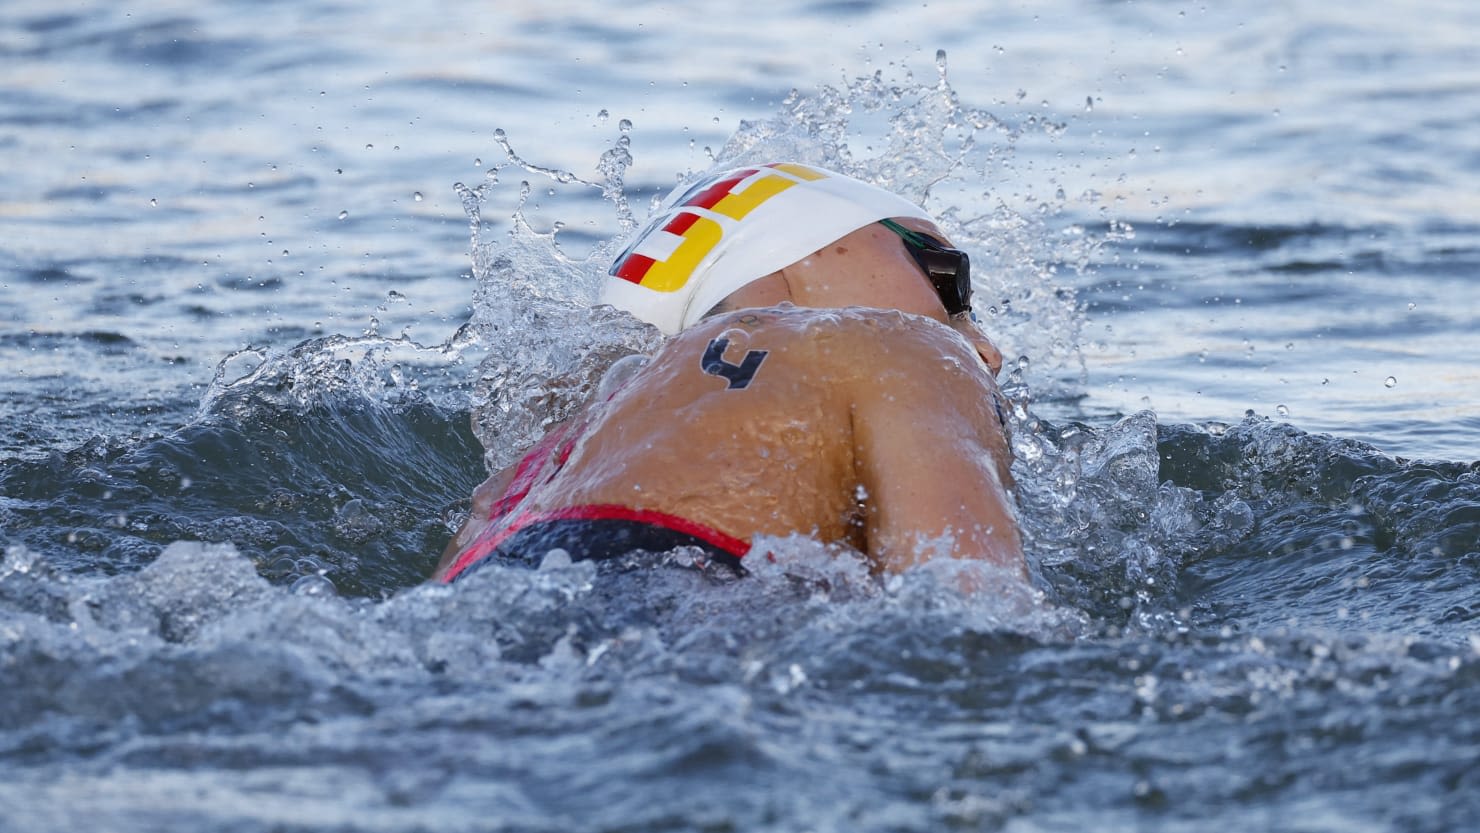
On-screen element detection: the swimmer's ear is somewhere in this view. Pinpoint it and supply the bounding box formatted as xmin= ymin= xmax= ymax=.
xmin=977 ymin=341 xmax=1004 ymax=377
xmin=953 ymin=318 xmax=1004 ymax=376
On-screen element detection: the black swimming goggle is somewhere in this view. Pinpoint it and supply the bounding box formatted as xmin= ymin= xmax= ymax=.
xmin=878 ymin=218 xmax=972 ymax=318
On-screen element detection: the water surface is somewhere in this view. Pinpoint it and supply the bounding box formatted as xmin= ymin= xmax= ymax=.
xmin=2 ymin=1 xmax=1478 ymax=831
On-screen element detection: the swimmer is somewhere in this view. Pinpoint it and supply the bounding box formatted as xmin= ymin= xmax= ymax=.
xmin=434 ymin=162 xmax=1024 ymax=586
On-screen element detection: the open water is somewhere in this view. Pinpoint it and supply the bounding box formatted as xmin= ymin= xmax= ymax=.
xmin=2 ymin=1 xmax=1478 ymax=831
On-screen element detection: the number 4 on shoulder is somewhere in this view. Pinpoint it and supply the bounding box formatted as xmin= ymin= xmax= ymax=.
xmin=701 ymin=337 xmax=768 ymax=390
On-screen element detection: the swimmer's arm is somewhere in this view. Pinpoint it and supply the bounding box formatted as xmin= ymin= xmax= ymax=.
xmin=851 ymin=356 xmax=1027 ymax=581
xmin=433 ymin=464 xmax=517 ymax=578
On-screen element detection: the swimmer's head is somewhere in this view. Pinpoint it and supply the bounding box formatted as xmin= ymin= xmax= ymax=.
xmin=603 ymin=163 xmax=935 ymax=335
xmin=709 ymin=216 xmax=1004 ymax=376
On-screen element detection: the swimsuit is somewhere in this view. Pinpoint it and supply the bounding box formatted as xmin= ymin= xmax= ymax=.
xmin=440 ymin=426 xmax=749 ymax=583
xmin=440 ymin=506 xmax=749 ymax=583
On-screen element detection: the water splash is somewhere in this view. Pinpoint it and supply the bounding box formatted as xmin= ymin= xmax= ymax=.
xmin=196 ymin=333 xmax=472 ymax=422
xmin=706 ymin=53 xmax=1111 ymax=396
xmin=1006 ymin=409 xmax=1211 ymax=619
xmin=456 ymin=54 xmax=1112 ymax=468
xmin=452 ymin=123 xmax=661 ymax=469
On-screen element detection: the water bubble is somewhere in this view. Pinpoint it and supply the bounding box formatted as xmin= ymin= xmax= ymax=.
xmin=1085 ymin=96 xmax=1094 ymax=112
xmin=337 ymin=210 xmax=348 ymax=220
xmin=596 ymin=108 xmax=609 ymax=122
xmin=149 ymin=198 xmax=157 ymax=207
xmin=1384 ymin=376 xmax=1397 ymax=388
xmin=290 ymin=573 xmax=337 ymax=597
xmin=413 ymin=191 xmax=423 ymax=202
xmin=771 ymin=662 xmax=808 ymax=695
xmin=365 ymin=143 xmax=373 ymax=150
xmin=1276 ymin=404 xmax=1289 ymax=416
xmin=539 ymin=548 xmax=573 ymax=570
xmin=473 ymin=158 xmax=482 ymax=167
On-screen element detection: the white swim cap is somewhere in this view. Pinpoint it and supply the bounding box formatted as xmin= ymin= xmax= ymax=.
xmin=603 ymin=162 xmax=934 ymax=334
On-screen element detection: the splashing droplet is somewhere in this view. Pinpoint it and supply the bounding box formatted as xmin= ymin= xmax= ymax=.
xmin=1384 ymin=376 xmax=1397 ymax=388
xmin=337 ymin=210 xmax=348 ymax=220
xmin=413 ymin=191 xmax=423 ymax=202
xmin=1276 ymin=404 xmax=1290 ymax=417
xmin=291 ymin=574 xmax=337 ymax=597
xmin=149 ymin=198 xmax=157 ymax=206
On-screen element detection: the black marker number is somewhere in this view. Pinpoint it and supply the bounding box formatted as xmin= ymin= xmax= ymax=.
xmin=702 ymin=337 xmax=768 ymax=390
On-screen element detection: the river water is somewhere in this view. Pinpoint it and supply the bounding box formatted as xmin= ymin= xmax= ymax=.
xmin=2 ymin=1 xmax=1477 ymax=831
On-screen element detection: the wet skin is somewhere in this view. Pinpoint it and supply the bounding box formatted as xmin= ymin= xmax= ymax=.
xmin=436 ymin=219 xmax=1024 ymax=582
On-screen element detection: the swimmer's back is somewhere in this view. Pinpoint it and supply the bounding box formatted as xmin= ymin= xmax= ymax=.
xmin=516 ymin=304 xmax=1018 ymax=571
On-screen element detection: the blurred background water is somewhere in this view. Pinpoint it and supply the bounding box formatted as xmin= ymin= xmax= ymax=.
xmin=2 ymin=1 xmax=1477 ymax=831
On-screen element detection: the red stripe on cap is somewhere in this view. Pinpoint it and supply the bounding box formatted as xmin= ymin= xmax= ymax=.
xmin=612 ymin=252 xmax=657 ymax=283
xmin=685 ymin=170 xmax=754 ymax=210
xmin=663 ymin=211 xmax=700 ymax=236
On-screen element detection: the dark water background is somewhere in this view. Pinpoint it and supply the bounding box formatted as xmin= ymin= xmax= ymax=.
xmin=3 ymin=1 xmax=1478 ymax=831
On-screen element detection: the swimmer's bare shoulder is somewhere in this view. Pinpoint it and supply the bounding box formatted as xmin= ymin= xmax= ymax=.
xmin=686 ymin=304 xmax=1023 ymax=576
xmin=688 ymin=304 xmax=996 ymax=394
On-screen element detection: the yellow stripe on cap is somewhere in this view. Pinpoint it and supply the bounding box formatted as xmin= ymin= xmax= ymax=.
xmin=710 ymin=173 xmax=798 ymax=222
xmin=637 ymin=214 xmax=724 ymax=292
xmin=770 ymin=163 xmax=828 ymax=181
